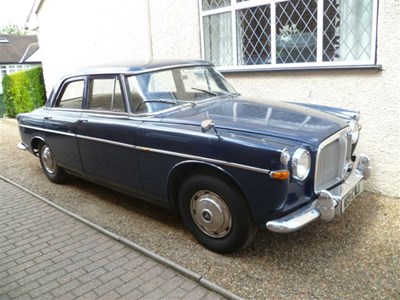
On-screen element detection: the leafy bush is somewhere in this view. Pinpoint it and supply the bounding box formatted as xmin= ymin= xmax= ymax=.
xmin=1 ymin=67 xmax=47 ymax=118
xmin=0 ymin=94 xmax=6 ymax=117
xmin=2 ymin=75 xmax=17 ymax=117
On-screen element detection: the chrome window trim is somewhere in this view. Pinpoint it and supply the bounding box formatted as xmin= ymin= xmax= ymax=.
xmin=18 ymin=124 xmax=271 ymax=175
xmin=47 ymin=107 xmax=82 ymax=113
xmin=314 ymin=126 xmax=350 ymax=193
xmin=47 ymin=107 xmax=131 ymax=117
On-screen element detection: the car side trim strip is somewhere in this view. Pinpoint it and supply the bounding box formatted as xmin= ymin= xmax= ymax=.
xmin=19 ymin=124 xmax=271 ymax=175
xmin=135 ymin=146 xmax=271 ymax=175
xmin=77 ymin=134 xmax=272 ymax=175
xmin=20 ymin=124 xmax=76 ymax=137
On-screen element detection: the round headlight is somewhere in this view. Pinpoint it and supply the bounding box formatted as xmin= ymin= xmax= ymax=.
xmin=349 ymin=119 xmax=360 ymax=144
xmin=292 ymin=148 xmax=311 ymax=180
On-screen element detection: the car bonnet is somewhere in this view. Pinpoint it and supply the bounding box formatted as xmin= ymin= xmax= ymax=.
xmin=159 ymin=97 xmax=349 ymax=147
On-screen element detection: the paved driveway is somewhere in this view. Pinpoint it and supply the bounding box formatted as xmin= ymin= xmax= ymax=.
xmin=1 ymin=119 xmax=399 ymax=299
xmin=0 ymin=177 xmax=227 ymax=299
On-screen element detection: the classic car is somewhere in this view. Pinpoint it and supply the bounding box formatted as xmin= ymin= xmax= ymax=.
xmin=17 ymin=60 xmax=371 ymax=253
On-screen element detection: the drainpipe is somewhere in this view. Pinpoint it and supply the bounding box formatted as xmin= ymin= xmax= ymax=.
xmin=146 ymin=0 xmax=153 ymax=61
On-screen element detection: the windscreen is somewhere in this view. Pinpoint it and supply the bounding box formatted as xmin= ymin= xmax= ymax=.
xmin=126 ymin=66 xmax=237 ymax=113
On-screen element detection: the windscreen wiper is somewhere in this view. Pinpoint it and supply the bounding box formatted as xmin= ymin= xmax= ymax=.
xmin=192 ymin=87 xmax=239 ymax=97
xmin=191 ymin=87 xmax=218 ymax=96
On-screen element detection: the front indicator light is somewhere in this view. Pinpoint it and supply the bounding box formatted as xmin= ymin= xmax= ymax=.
xmin=270 ymin=170 xmax=290 ymax=180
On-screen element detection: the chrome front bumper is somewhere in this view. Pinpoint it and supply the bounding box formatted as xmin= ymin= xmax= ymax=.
xmin=266 ymin=154 xmax=371 ymax=233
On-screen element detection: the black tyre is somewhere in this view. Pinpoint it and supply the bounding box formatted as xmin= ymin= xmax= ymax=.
xmin=179 ymin=174 xmax=257 ymax=254
xmin=38 ymin=142 xmax=68 ymax=184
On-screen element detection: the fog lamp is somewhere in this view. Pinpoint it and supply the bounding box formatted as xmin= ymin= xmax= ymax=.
xmin=280 ymin=148 xmax=290 ymax=165
xmin=349 ymin=119 xmax=360 ymax=144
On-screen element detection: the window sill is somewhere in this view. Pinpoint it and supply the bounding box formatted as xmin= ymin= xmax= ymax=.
xmin=219 ymin=64 xmax=383 ymax=74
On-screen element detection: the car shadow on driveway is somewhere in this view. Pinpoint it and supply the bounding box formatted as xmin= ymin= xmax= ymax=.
xmin=58 ymin=173 xmax=379 ymax=261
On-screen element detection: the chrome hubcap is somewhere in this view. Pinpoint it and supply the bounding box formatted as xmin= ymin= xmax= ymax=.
xmin=190 ymin=190 xmax=232 ymax=238
xmin=41 ymin=145 xmax=56 ymax=174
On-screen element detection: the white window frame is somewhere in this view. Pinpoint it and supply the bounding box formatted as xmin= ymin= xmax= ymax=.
xmin=199 ymin=0 xmax=379 ymax=72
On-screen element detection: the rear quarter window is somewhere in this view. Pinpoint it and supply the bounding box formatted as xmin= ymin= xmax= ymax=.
xmin=56 ymin=80 xmax=84 ymax=109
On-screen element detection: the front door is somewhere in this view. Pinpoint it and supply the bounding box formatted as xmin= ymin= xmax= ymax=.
xmin=76 ymin=75 xmax=142 ymax=194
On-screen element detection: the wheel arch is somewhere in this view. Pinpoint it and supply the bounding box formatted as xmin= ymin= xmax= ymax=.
xmin=30 ymin=136 xmax=45 ymax=156
xmin=167 ymin=160 xmax=246 ymax=212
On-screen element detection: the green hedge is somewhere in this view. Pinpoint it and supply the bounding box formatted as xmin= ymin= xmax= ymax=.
xmin=2 ymin=67 xmax=47 ymax=118
xmin=0 ymin=94 xmax=5 ymax=118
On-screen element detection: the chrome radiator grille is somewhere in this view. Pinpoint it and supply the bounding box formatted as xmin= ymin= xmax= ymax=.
xmin=315 ymin=128 xmax=352 ymax=193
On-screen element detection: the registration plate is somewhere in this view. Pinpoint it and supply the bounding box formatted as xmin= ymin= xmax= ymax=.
xmin=342 ymin=180 xmax=364 ymax=213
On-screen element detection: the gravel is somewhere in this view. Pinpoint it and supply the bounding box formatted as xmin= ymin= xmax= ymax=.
xmin=1 ymin=118 xmax=399 ymax=299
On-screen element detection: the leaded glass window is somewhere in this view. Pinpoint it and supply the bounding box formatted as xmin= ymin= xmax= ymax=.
xmin=200 ymin=0 xmax=377 ymax=70
xmin=237 ymin=5 xmax=272 ymax=65
xmin=203 ymin=12 xmax=233 ymax=66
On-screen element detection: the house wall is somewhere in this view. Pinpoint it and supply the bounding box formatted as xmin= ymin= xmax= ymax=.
xmin=35 ymin=0 xmax=152 ymax=92
xmin=34 ymin=0 xmax=400 ymax=197
xmin=148 ymin=0 xmax=201 ymax=60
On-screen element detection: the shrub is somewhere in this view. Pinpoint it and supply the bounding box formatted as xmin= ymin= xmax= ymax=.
xmin=1 ymin=67 xmax=47 ymax=118
xmin=0 ymin=94 xmax=6 ymax=117
xmin=2 ymin=74 xmax=17 ymax=117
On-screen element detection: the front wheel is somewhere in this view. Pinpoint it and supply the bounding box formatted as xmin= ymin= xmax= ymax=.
xmin=38 ymin=142 xmax=68 ymax=183
xmin=179 ymin=174 xmax=257 ymax=254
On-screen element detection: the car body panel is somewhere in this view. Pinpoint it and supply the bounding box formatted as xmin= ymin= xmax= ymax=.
xmin=43 ymin=109 xmax=83 ymax=174
xmin=159 ymin=97 xmax=348 ymax=146
xmin=76 ymin=112 xmax=143 ymax=194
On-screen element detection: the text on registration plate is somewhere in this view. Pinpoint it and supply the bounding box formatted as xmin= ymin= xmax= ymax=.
xmin=342 ymin=180 xmax=364 ymax=213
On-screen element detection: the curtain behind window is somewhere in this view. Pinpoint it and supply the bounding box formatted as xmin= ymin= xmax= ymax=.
xmin=203 ymin=12 xmax=233 ymax=66
xmin=340 ymin=0 xmax=373 ymax=61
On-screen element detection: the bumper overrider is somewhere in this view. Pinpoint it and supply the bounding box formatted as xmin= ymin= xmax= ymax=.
xmin=266 ymin=154 xmax=371 ymax=233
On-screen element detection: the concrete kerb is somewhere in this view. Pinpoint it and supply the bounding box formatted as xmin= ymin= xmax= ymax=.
xmin=0 ymin=175 xmax=243 ymax=300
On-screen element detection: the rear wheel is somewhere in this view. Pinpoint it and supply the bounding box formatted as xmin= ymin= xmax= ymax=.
xmin=179 ymin=174 xmax=257 ymax=253
xmin=38 ymin=142 xmax=68 ymax=183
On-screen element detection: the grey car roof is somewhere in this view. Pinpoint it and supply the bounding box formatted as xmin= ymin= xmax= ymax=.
xmin=61 ymin=60 xmax=214 ymax=78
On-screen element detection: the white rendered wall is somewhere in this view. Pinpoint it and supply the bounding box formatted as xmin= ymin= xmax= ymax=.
xmin=35 ymin=0 xmax=152 ymax=93
xmin=148 ymin=0 xmax=201 ymax=60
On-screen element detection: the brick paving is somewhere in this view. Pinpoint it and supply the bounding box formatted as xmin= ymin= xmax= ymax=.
xmin=0 ymin=178 xmax=228 ymax=299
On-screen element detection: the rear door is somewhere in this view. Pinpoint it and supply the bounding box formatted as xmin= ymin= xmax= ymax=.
xmin=44 ymin=77 xmax=85 ymax=175
xmin=76 ymin=75 xmax=142 ymax=194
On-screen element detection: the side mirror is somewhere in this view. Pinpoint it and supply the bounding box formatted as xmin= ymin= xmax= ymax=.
xmin=201 ymin=119 xmax=214 ymax=133
xmin=201 ymin=119 xmax=221 ymax=138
